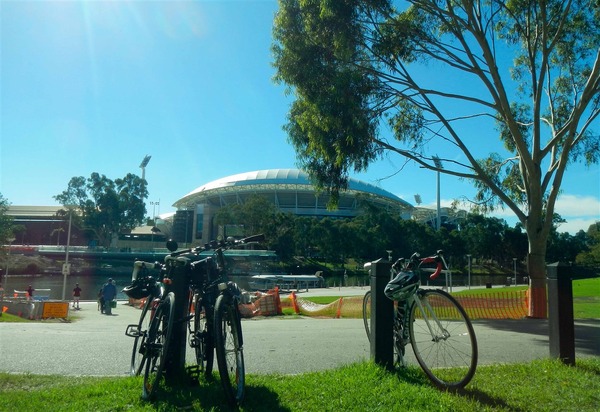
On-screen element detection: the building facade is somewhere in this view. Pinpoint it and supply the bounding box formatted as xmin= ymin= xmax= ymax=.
xmin=171 ymin=169 xmax=414 ymax=245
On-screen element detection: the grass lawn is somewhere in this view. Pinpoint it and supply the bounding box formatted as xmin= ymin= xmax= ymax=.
xmin=0 ymin=358 xmax=598 ymax=411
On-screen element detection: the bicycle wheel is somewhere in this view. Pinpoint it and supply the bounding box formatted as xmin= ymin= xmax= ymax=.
xmin=130 ymin=298 xmax=151 ymax=376
xmin=142 ymin=292 xmax=175 ymax=400
xmin=214 ymin=293 xmax=245 ymax=406
xmin=409 ymin=289 xmax=478 ymax=389
xmin=191 ymin=294 xmax=214 ymax=378
xmin=362 ymin=291 xmax=371 ymax=342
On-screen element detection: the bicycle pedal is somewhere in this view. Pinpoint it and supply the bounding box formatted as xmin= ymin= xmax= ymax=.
xmin=189 ymin=336 xmax=199 ymax=348
xmin=186 ymin=365 xmax=200 ymax=381
xmin=125 ymin=324 xmax=141 ymax=338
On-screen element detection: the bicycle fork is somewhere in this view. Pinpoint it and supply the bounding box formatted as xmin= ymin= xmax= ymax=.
xmin=413 ymin=293 xmax=451 ymax=342
xmin=218 ymin=283 xmax=244 ymax=348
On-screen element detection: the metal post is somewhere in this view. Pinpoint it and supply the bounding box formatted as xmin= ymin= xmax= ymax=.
xmin=164 ymin=257 xmax=190 ymax=381
xmin=369 ymin=259 xmax=394 ymax=370
xmin=547 ymin=262 xmax=575 ymax=365
xmin=61 ymin=210 xmax=72 ymax=301
xmin=467 ymin=254 xmax=472 ymax=290
xmin=0 ymin=238 xmax=14 ymax=316
xmin=513 ymin=258 xmax=517 ymax=286
xmin=4 ymin=237 xmax=15 ymax=296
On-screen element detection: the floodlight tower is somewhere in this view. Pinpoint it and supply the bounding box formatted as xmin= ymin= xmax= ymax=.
xmin=139 ymin=155 xmax=151 ymax=206
xmin=432 ymin=156 xmax=443 ymax=231
xmin=140 ymin=155 xmax=151 ymax=183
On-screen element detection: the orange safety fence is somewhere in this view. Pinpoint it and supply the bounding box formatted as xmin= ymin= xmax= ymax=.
xmin=129 ymin=288 xmax=284 ymax=318
xmin=454 ymin=290 xmax=528 ymax=320
xmin=287 ymin=290 xmax=528 ymax=320
xmin=239 ymin=287 xmax=283 ymax=318
xmin=129 ymin=289 xmax=528 ymax=320
xmin=287 ymin=292 xmax=364 ymax=318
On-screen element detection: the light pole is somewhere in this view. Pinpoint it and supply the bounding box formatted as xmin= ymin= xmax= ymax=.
xmin=139 ymin=155 xmax=151 ymax=183
xmin=139 ymin=155 xmax=151 ymax=210
xmin=466 ymin=254 xmax=472 ymax=290
xmin=61 ymin=208 xmax=73 ymax=301
xmin=433 ymin=156 xmax=443 ymax=231
xmin=513 ymin=258 xmax=517 ymax=286
xmin=150 ymin=200 xmax=160 ymax=249
xmin=3 ymin=237 xmax=15 ymax=298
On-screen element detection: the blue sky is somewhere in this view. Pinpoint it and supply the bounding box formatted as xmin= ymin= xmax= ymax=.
xmin=1 ymin=0 xmax=598 ymax=235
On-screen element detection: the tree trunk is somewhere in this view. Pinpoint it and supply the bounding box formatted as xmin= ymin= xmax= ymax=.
xmin=527 ymin=235 xmax=548 ymax=319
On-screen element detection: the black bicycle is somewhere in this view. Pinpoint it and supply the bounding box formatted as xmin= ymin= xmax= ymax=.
xmin=184 ymin=235 xmax=264 ymax=405
xmin=362 ymin=251 xmax=478 ymax=389
xmin=124 ymin=234 xmax=264 ymax=405
xmin=124 ymin=262 xmax=173 ymax=400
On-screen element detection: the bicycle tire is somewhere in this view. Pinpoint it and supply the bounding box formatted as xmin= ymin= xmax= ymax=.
xmin=142 ymin=292 xmax=175 ymax=400
xmin=408 ymin=289 xmax=478 ymax=389
xmin=362 ymin=291 xmax=371 ymax=342
xmin=130 ymin=298 xmax=151 ymax=376
xmin=214 ymin=293 xmax=245 ymax=406
xmin=192 ymin=294 xmax=214 ymax=378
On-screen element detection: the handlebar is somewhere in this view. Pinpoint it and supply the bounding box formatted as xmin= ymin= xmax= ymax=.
xmin=131 ymin=260 xmax=161 ymax=281
xmin=392 ymin=250 xmax=447 ymax=280
xmin=131 ymin=234 xmax=266 ymax=280
xmin=194 ymin=233 xmax=266 ymax=254
xmin=164 ymin=233 xmax=266 ymax=257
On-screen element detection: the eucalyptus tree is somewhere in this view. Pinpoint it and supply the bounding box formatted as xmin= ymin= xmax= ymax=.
xmin=0 ymin=193 xmax=14 ymax=247
xmin=54 ymin=172 xmax=147 ymax=248
xmin=272 ymin=0 xmax=599 ymax=317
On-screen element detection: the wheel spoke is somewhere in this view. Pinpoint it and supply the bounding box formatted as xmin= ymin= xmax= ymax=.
xmin=409 ymin=290 xmax=477 ymax=389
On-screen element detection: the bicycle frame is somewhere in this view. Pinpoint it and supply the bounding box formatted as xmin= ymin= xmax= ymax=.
xmin=389 ymin=252 xmax=451 ymax=354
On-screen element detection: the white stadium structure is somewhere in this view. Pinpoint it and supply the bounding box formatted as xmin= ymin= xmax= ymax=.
xmin=170 ymin=169 xmax=415 ymax=245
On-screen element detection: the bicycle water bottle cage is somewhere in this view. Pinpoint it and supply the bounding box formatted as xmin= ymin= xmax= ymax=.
xmin=384 ymin=271 xmax=419 ymax=301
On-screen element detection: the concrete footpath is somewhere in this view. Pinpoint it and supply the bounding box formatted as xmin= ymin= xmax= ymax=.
xmin=0 ymin=287 xmax=598 ymax=377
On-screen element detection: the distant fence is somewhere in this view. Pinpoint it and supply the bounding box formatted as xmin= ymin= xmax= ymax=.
xmin=285 ymin=290 xmax=528 ymax=320
xmin=455 ymin=290 xmax=528 ymax=319
xmin=128 ymin=288 xmax=528 ymax=320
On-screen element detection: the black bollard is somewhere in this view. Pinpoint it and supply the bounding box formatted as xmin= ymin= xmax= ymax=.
xmin=369 ymin=259 xmax=394 ymax=370
xmin=164 ymin=257 xmax=191 ymax=381
xmin=546 ymin=262 xmax=575 ymax=365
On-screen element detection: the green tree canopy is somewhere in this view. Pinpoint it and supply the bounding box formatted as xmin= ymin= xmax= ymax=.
xmin=272 ymin=0 xmax=600 ymax=317
xmin=54 ymin=172 xmax=147 ymax=248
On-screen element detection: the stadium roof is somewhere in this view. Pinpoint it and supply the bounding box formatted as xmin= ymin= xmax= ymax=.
xmin=173 ymin=169 xmax=413 ymax=213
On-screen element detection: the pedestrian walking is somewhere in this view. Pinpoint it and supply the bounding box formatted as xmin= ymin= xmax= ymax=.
xmin=101 ymin=278 xmax=117 ymax=315
xmin=72 ymin=283 xmax=82 ymax=309
xmin=97 ymin=287 xmax=104 ymax=313
xmin=26 ymin=285 xmax=34 ymax=301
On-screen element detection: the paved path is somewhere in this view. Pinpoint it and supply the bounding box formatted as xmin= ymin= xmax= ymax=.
xmin=0 ymin=288 xmax=598 ymax=377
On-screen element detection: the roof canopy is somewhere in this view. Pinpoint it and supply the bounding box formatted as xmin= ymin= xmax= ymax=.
xmin=173 ymin=169 xmax=412 ymax=212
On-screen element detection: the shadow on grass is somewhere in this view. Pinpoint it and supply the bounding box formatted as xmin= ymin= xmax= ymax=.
xmin=575 ymin=360 xmax=600 ymax=376
xmin=453 ymin=387 xmax=526 ymax=412
xmin=152 ymin=375 xmax=291 ymax=412
xmin=391 ymin=364 xmax=524 ymax=411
